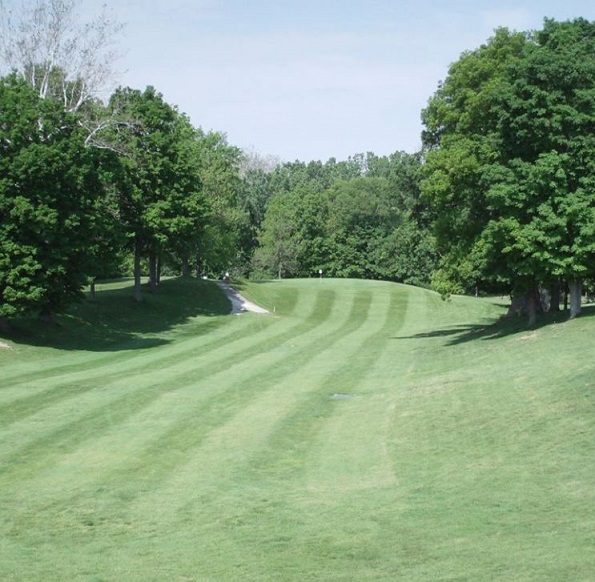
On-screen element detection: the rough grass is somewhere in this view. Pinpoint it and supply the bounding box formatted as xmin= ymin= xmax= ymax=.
xmin=0 ymin=277 xmax=594 ymax=581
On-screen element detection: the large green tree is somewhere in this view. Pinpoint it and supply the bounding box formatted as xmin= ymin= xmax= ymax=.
xmin=422 ymin=20 xmax=595 ymax=322
xmin=488 ymin=18 xmax=595 ymax=317
xmin=107 ymin=86 xmax=208 ymax=300
xmin=422 ymin=27 xmax=528 ymax=297
xmin=0 ymin=74 xmax=102 ymax=321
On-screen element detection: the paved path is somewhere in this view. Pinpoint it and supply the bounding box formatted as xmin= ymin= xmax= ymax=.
xmin=217 ymin=282 xmax=270 ymax=315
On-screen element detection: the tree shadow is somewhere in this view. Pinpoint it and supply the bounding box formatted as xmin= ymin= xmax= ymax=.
xmin=395 ymin=303 xmax=595 ymax=346
xmin=2 ymin=277 xmax=232 ymax=352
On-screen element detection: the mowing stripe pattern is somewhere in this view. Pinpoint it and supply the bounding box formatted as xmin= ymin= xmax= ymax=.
xmin=1 ymin=278 xmax=594 ymax=581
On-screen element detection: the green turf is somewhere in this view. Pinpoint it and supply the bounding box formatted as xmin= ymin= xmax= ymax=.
xmin=1 ymin=277 xmax=594 ymax=581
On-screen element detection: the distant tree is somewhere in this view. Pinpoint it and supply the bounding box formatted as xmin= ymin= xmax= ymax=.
xmin=253 ymin=192 xmax=301 ymax=279
xmin=324 ymin=177 xmax=400 ymax=279
xmin=193 ymin=131 xmax=246 ymax=277
xmin=237 ymin=149 xmax=282 ymax=268
xmin=252 ymin=152 xmax=437 ymax=284
xmin=238 ymin=167 xmax=276 ymax=264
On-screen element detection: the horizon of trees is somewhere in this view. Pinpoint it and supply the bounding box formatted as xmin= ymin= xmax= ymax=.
xmin=1 ymin=1 xmax=594 ymax=326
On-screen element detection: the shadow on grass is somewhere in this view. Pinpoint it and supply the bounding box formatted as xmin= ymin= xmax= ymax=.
xmin=3 ymin=277 xmax=232 ymax=352
xmin=395 ymin=304 xmax=595 ymax=346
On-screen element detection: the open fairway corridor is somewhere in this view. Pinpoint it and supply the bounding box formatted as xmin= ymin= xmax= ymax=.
xmin=1 ymin=278 xmax=594 ymax=580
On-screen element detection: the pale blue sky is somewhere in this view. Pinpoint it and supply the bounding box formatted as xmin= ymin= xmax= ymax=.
xmin=82 ymin=1 xmax=595 ymax=161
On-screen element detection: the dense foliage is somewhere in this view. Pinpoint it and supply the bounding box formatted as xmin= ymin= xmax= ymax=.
xmin=0 ymin=75 xmax=103 ymax=319
xmin=422 ymin=19 xmax=595 ymax=320
xmin=1 ymin=7 xmax=594 ymax=325
xmin=252 ymin=154 xmax=437 ymax=285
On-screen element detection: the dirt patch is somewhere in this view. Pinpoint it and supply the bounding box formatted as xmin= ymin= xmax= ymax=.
xmin=0 ymin=341 xmax=12 ymax=350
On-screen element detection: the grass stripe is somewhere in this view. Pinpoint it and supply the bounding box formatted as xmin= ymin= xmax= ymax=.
xmin=117 ymin=284 xmax=402 ymax=523
xmin=1 ymin=287 xmax=369 ymax=509
xmin=1 ymin=278 xmax=594 ymax=581
xmin=0 ymin=287 xmax=348 ymax=490
xmin=0 ymin=286 xmax=317 ymax=431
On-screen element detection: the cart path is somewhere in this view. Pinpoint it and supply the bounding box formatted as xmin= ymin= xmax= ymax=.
xmin=217 ymin=282 xmax=270 ymax=315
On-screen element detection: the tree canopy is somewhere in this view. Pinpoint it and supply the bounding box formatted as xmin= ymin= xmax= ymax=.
xmin=0 ymin=75 xmax=103 ymax=319
xmin=1 ymin=8 xmax=594 ymax=327
xmin=253 ymin=153 xmax=437 ymax=284
xmin=422 ymin=19 xmax=595 ymax=321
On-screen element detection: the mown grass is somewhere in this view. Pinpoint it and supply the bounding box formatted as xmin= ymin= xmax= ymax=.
xmin=0 ymin=277 xmax=594 ymax=581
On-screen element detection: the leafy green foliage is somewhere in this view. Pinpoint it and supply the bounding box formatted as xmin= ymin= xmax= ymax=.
xmin=0 ymin=75 xmax=103 ymax=317
xmin=422 ymin=20 xmax=595 ymax=312
xmin=106 ymin=86 xmax=209 ymax=293
xmin=253 ymin=153 xmax=437 ymax=284
xmin=192 ymin=131 xmax=246 ymax=276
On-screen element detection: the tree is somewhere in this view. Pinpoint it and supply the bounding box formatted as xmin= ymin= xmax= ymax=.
xmin=366 ymin=151 xmax=438 ymax=285
xmin=253 ymin=192 xmax=301 ymax=279
xmin=324 ymin=177 xmax=401 ymax=279
xmin=0 ymin=74 xmax=103 ymax=321
xmin=192 ymin=131 xmax=246 ymax=277
xmin=490 ymin=19 xmax=595 ymax=318
xmin=0 ymin=0 xmax=123 ymax=112
xmin=422 ymin=27 xmax=528 ymax=294
xmin=252 ymin=152 xmax=437 ymax=284
xmin=107 ymin=86 xmax=208 ymax=300
xmin=237 ymin=149 xmax=282 ymax=269
xmin=422 ymin=20 xmax=595 ymax=323
xmin=238 ymin=166 xmax=275 ymax=264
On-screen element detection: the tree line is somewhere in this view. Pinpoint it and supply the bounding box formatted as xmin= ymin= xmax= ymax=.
xmin=1 ymin=1 xmax=594 ymax=326
xmin=251 ymin=153 xmax=436 ymax=286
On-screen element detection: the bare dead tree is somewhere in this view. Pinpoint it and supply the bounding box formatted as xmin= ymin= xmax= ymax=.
xmin=0 ymin=0 xmax=124 ymax=112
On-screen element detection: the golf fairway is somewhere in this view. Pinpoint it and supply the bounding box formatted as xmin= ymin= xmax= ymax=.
xmin=1 ymin=278 xmax=594 ymax=580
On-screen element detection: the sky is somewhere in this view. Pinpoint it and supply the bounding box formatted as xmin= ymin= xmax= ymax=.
xmin=58 ymin=1 xmax=595 ymax=161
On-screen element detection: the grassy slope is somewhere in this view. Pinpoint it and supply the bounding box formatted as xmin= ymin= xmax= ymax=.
xmin=0 ymin=277 xmax=593 ymax=581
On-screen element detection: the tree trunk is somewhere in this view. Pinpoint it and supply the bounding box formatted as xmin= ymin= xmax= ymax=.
xmin=527 ymin=287 xmax=538 ymax=327
xmin=563 ymin=281 xmax=569 ymax=313
xmin=90 ymin=278 xmax=96 ymax=300
xmin=39 ymin=310 xmax=55 ymax=325
xmin=507 ymin=286 xmax=542 ymax=325
xmin=181 ymin=257 xmax=190 ymax=278
xmin=506 ymin=293 xmax=527 ymax=318
xmin=149 ymin=251 xmax=158 ymax=293
xmin=157 ymin=254 xmax=162 ymax=285
xmin=569 ymin=278 xmax=582 ymax=319
xmin=549 ymin=280 xmax=561 ymax=312
xmin=0 ymin=316 xmax=11 ymax=333
xmin=134 ymin=240 xmax=143 ymax=302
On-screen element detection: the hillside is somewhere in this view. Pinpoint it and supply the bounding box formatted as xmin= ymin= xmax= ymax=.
xmin=0 ymin=278 xmax=593 ymax=580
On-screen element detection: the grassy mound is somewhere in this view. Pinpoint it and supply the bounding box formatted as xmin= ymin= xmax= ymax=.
xmin=0 ymin=277 xmax=593 ymax=580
